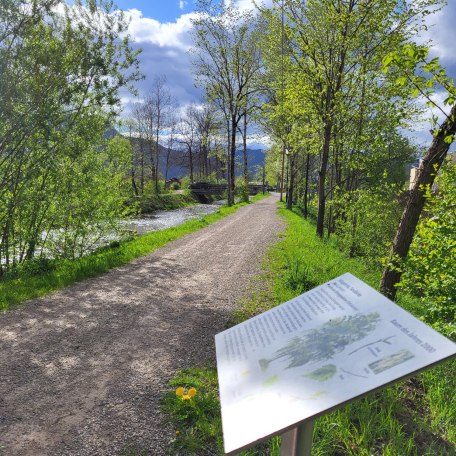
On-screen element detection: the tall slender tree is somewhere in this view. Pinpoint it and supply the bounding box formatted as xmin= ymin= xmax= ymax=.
xmin=191 ymin=0 xmax=262 ymax=205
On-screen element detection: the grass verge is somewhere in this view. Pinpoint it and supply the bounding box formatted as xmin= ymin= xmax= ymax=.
xmin=0 ymin=193 xmax=268 ymax=311
xmin=163 ymin=204 xmax=455 ymax=455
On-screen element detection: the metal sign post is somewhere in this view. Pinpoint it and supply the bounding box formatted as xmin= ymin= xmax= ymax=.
xmin=280 ymin=420 xmax=314 ymax=456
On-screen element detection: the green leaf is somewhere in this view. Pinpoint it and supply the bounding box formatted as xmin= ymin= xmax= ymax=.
xmin=396 ymin=76 xmax=407 ymax=87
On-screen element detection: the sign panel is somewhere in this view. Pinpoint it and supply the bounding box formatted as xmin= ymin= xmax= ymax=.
xmin=215 ymin=273 xmax=456 ymax=454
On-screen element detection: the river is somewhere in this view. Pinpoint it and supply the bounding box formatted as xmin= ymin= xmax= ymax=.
xmin=124 ymin=201 xmax=224 ymax=234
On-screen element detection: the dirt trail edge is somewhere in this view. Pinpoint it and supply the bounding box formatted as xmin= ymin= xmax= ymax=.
xmin=0 ymin=194 xmax=284 ymax=456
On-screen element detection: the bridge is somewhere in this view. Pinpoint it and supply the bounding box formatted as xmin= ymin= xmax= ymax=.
xmin=189 ymin=182 xmax=265 ymax=202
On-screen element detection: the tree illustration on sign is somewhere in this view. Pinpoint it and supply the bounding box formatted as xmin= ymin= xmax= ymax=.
xmin=259 ymin=313 xmax=380 ymax=372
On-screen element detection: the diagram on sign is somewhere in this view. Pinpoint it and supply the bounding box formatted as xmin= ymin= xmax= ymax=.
xmin=259 ymin=312 xmax=381 ymax=372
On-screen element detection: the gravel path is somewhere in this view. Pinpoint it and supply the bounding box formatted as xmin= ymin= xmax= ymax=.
xmin=0 ymin=194 xmax=284 ymax=456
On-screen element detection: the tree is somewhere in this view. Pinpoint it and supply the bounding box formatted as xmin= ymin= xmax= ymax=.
xmin=191 ymin=0 xmax=262 ymax=205
xmin=0 ymin=0 xmax=141 ymax=271
xmin=380 ymin=43 xmax=456 ymax=299
xmin=149 ymin=75 xmax=173 ymax=192
xmin=164 ymin=114 xmax=178 ymax=183
xmin=179 ymin=106 xmax=198 ymax=183
xmin=398 ymin=158 xmax=455 ymax=337
xmin=192 ymin=103 xmax=221 ymax=180
xmin=259 ymin=0 xmax=442 ymax=237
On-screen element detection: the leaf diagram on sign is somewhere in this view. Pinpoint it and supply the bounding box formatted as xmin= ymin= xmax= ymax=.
xmin=259 ymin=313 xmax=380 ymax=372
xmin=304 ymin=364 xmax=337 ymax=381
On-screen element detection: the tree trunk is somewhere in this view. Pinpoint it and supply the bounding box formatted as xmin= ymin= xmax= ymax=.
xmin=188 ymin=146 xmax=194 ymax=184
xmin=131 ymin=159 xmax=139 ymax=196
xmin=164 ymin=147 xmax=171 ymax=183
xmin=327 ymin=162 xmax=336 ymax=237
xmin=316 ymin=121 xmax=332 ymax=237
xmin=243 ymin=111 xmax=248 ymax=199
xmin=380 ymin=103 xmax=456 ymax=299
xmin=154 ymin=110 xmax=161 ymax=193
xmin=229 ymin=116 xmax=237 ymax=206
xmin=287 ymin=153 xmax=295 ymax=210
xmin=279 ymin=144 xmax=286 ymax=202
xmin=262 ymin=160 xmax=266 ymax=194
xmin=303 ymin=153 xmax=310 ymax=218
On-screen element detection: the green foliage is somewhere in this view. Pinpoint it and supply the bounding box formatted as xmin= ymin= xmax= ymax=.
xmin=46 ymin=134 xmax=135 ymax=259
xmin=334 ymin=183 xmax=403 ymax=267
xmin=383 ymin=41 xmax=456 ymax=134
xmin=138 ymin=192 xmax=199 ymax=213
xmin=235 ymin=178 xmax=250 ymax=203
xmin=398 ymin=161 xmax=456 ymax=338
xmin=0 ymin=0 xmax=141 ymax=271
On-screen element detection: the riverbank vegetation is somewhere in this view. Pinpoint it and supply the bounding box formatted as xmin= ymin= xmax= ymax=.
xmin=137 ymin=192 xmax=200 ymax=213
xmin=163 ymin=205 xmax=455 ymax=455
xmin=0 ymin=1 xmax=141 ymax=275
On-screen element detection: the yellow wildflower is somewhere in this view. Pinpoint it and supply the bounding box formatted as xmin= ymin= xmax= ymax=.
xmin=175 ymin=387 xmax=185 ymax=397
xmin=175 ymin=386 xmax=197 ymax=401
xmin=188 ymin=387 xmax=197 ymax=397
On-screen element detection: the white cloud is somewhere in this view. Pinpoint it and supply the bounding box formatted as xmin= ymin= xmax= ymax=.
xmin=179 ymin=0 xmax=188 ymax=10
xmin=421 ymin=4 xmax=456 ymax=68
xmin=119 ymin=8 xmax=203 ymax=114
xmin=125 ymin=8 xmax=196 ymax=50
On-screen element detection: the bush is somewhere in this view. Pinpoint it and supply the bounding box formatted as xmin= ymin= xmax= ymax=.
xmin=334 ymin=184 xmax=403 ymax=267
xmin=235 ymin=178 xmax=249 ymax=203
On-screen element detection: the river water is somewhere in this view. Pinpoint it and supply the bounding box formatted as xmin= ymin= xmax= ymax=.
xmin=123 ymin=202 xmax=224 ymax=234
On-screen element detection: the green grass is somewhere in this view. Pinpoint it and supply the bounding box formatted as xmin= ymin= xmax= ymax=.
xmin=0 ymin=194 xmax=268 ymax=311
xmin=163 ymin=204 xmax=456 ymax=455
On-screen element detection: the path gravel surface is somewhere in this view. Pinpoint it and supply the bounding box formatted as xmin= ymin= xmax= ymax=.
xmin=0 ymin=194 xmax=284 ymax=456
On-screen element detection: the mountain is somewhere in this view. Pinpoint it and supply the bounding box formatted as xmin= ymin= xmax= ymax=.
xmin=163 ymin=148 xmax=265 ymax=179
xmin=235 ymin=148 xmax=265 ymax=179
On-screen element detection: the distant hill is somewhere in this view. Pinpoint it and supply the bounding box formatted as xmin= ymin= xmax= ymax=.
xmin=163 ymin=148 xmax=265 ymax=179
xmin=235 ymin=148 xmax=265 ymax=179
xmin=115 ymin=128 xmax=265 ymax=180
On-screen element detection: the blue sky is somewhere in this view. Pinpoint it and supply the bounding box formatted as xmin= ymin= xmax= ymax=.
xmin=113 ymin=0 xmax=456 ymax=149
xmin=114 ymin=0 xmax=194 ymax=23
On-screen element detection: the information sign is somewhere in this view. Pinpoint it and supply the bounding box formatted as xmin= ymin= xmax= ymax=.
xmin=215 ymin=273 xmax=456 ymax=454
